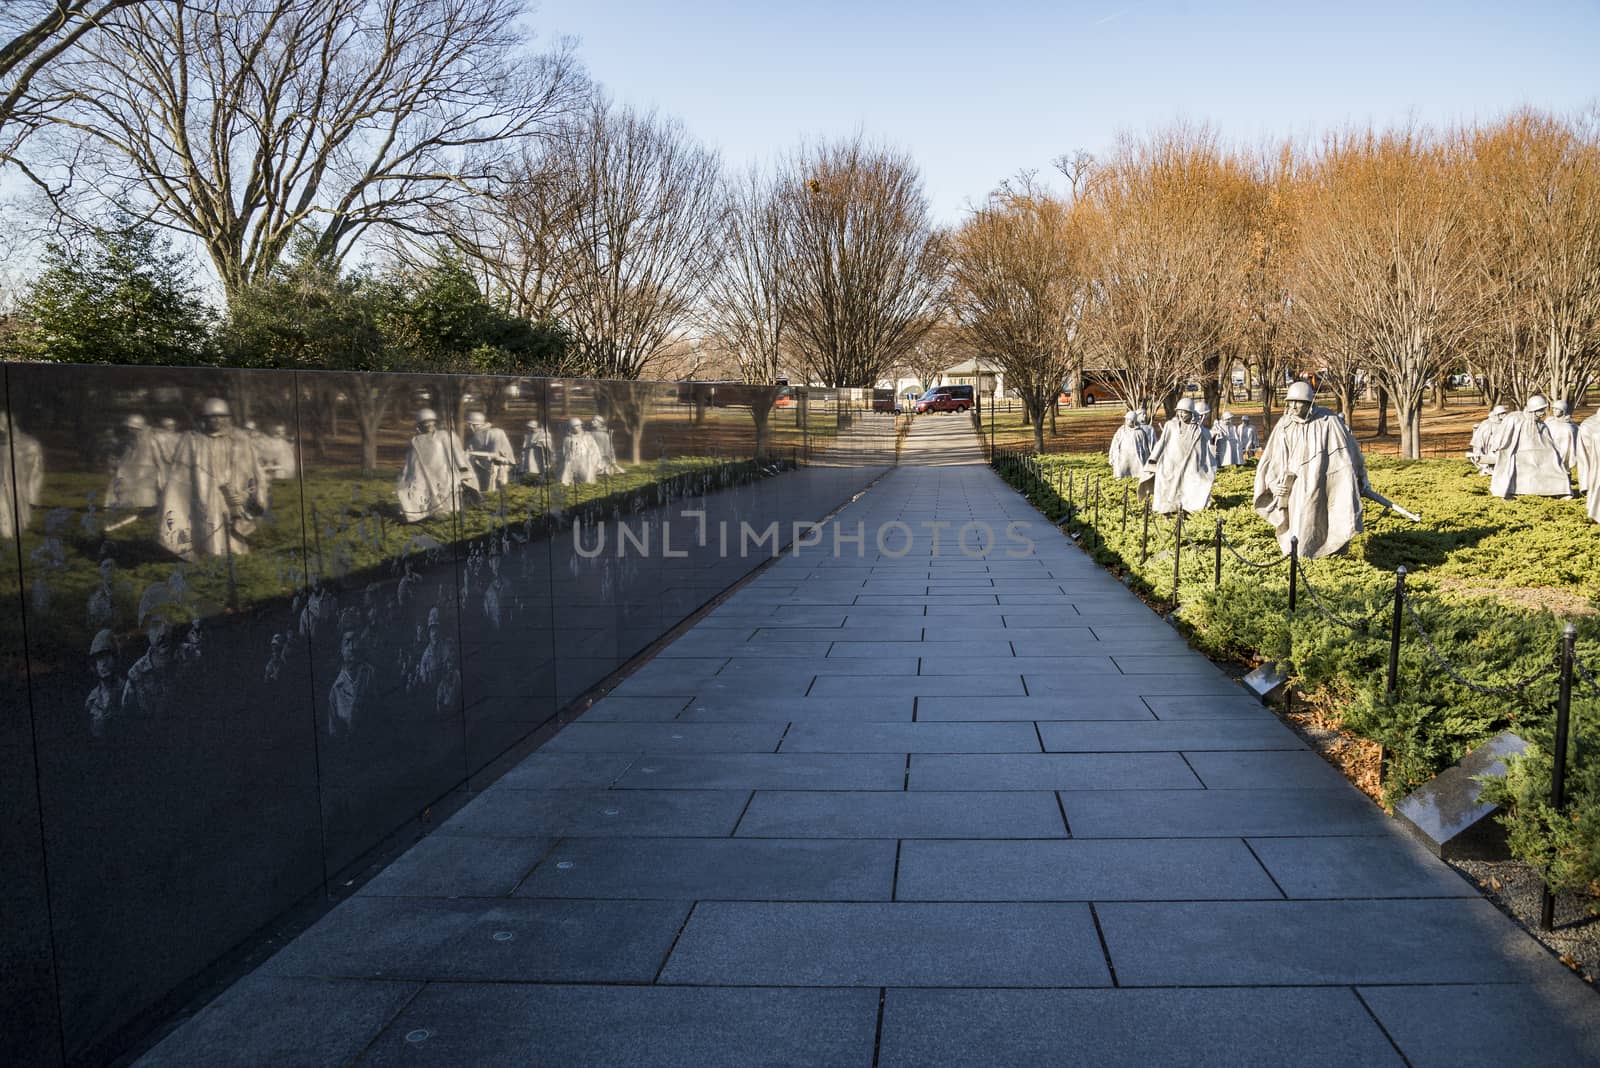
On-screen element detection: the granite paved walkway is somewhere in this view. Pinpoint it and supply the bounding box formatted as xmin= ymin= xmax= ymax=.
xmin=143 ymin=417 xmax=1599 ymax=1066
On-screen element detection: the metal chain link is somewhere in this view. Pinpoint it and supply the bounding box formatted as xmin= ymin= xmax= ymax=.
xmin=1403 ymin=598 xmax=1557 ymax=697
xmin=1575 ymin=652 xmax=1600 ymax=697
xmin=1294 ymin=560 xmax=1396 ymax=632
xmin=1219 ymin=533 xmax=1288 ymax=571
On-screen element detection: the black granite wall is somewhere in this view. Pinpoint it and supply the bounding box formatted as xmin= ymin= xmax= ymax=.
xmin=0 ymin=364 xmax=892 ymax=1064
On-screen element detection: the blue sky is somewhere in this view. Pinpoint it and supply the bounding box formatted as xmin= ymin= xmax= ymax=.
xmin=530 ymin=0 xmax=1600 ymax=222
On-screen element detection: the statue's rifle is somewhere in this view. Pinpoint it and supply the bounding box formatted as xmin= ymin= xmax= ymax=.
xmin=1361 ymin=486 xmax=1421 ymax=523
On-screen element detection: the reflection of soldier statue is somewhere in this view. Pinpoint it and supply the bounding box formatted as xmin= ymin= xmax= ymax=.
xmin=559 ymin=417 xmax=601 ymax=486
xmin=263 ymin=633 xmax=289 ymax=683
xmin=1489 ymin=396 xmax=1573 ymax=500
xmin=258 ymin=423 xmax=297 ymax=481
xmin=518 ymin=419 xmax=553 ymax=478
xmin=0 ymin=411 xmax=44 ymax=540
xmin=1108 ymin=411 xmax=1149 ymax=478
xmin=590 ymin=415 xmax=625 ymax=475
xmin=1578 ymin=410 xmax=1600 ymax=524
xmin=1253 ymin=381 xmax=1395 ymax=559
xmin=1467 ymin=405 xmax=1508 ymax=474
xmin=85 ymin=629 xmax=120 ymax=738
xmin=122 ymin=619 xmax=177 ymax=719
xmin=1545 ymin=400 xmax=1580 ymax=471
xmin=1138 ymin=398 xmax=1215 ymax=515
xmin=482 ymin=552 xmax=510 ymax=628
xmin=328 ymin=628 xmax=374 ymax=736
xmin=86 ymin=556 xmax=117 ymax=629
xmin=108 ymin=414 xmax=165 ymax=510
xmin=411 ymin=606 xmax=461 ymax=716
xmin=152 ymin=417 xmax=181 ymax=466
xmin=465 ymin=411 xmax=516 ymax=493
xmin=397 ymin=408 xmax=473 ymax=522
xmin=157 ymin=398 xmax=268 ymax=560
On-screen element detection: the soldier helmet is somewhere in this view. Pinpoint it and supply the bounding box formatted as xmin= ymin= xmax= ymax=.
xmin=1552 ymin=400 xmax=1570 ymax=416
xmin=416 ymin=408 xmax=439 ymax=424
xmin=1176 ymin=398 xmax=1197 ymax=415
xmin=567 ymin=417 xmax=584 ymax=431
xmin=1285 ymin=381 xmax=1314 ymax=404
xmin=1489 ymin=404 xmax=1508 ymax=417
xmin=524 ymin=419 xmax=541 ymax=431
xmin=159 ymin=418 xmax=177 ymax=431
xmin=123 ymin=413 xmax=147 ymax=430
xmin=272 ymin=423 xmax=287 ymax=436
xmin=426 ymin=606 xmax=442 ymax=628
xmin=466 ymin=411 xmax=487 ymax=425
xmin=90 ymin=629 xmax=115 ymax=656
xmin=1135 ymin=407 xmax=1148 ymax=420
xmin=1123 ymin=411 xmax=1137 ymax=426
xmin=591 ymin=415 xmax=607 ymax=428
xmin=1194 ymin=400 xmax=1211 ymax=416
xmin=243 ymin=419 xmax=258 ymax=431
xmin=201 ymin=397 xmax=230 ymax=417
xmin=1525 ymin=395 xmax=1549 ymax=414
xmin=1220 ymin=410 xmax=1234 ymax=421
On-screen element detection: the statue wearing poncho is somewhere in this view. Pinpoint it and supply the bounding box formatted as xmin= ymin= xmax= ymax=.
xmin=1575 ymin=412 xmax=1600 ymax=523
xmin=0 ymin=412 xmax=44 ymax=540
xmin=1488 ymin=397 xmax=1572 ymax=500
xmin=1108 ymin=412 xmax=1149 ymax=478
xmin=1137 ymin=400 xmax=1215 ymax=515
xmin=1252 ymin=385 xmax=1371 ymax=559
xmin=157 ymin=399 xmax=268 ymax=560
xmin=397 ymin=410 xmax=473 ymax=522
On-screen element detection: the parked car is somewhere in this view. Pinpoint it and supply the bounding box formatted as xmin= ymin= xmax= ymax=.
xmin=914 ymin=385 xmax=974 ymax=414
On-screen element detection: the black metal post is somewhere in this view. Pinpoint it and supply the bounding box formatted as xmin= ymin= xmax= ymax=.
xmin=1386 ymin=567 xmax=1406 ymax=698
xmin=1172 ymin=511 xmax=1183 ymax=608
xmin=1287 ymin=535 xmax=1299 ymax=612
xmin=1540 ymin=623 xmax=1578 ymax=931
xmin=1140 ymin=499 xmax=1150 ymax=564
xmin=1213 ymin=517 xmax=1223 ymax=589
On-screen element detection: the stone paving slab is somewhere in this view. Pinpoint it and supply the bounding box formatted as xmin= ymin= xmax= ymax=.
xmin=1059 ymin=788 xmax=1389 ymax=837
xmin=827 ymin=639 xmax=1018 ymax=657
xmin=895 ymin=839 xmax=1281 ymax=901
xmin=360 ymin=985 xmax=880 ymax=1068
xmin=809 ymin=675 xmax=1027 ymax=697
xmin=677 ymin=696 xmax=915 ymax=723
xmin=496 ymin=754 xmax=639 ymax=789
xmin=1246 ymin=835 xmax=1482 ymax=898
xmin=735 ymin=791 xmax=1065 ymax=839
xmin=1037 ymin=719 xmax=1305 ymax=751
xmin=779 ymin=722 xmax=1042 ymax=753
xmin=915 ymin=695 xmax=1157 ymax=721
xmin=138 ymin=975 xmax=422 ymax=1068
xmin=516 ymin=837 xmax=896 ymax=900
xmin=1184 ymin=749 xmax=1354 ymax=788
xmin=1096 ymin=899 xmax=1553 ymax=986
xmin=658 ymin=902 xmax=1110 ymax=987
xmin=257 ymin=897 xmax=690 ymax=982
xmin=1024 ymin=674 xmax=1247 ymax=698
xmin=538 ymin=722 xmax=787 ymax=754
xmin=1356 ymin=981 xmax=1600 ymax=1067
xmin=574 ymin=696 xmax=693 ymax=722
xmin=714 ymin=655 xmax=923 ymax=677
xmin=437 ymin=788 xmax=750 ymax=837
xmin=908 ymin=753 xmax=1203 ymax=790
xmin=611 ymin=753 xmax=906 ymax=791
xmin=1142 ymin=694 xmax=1278 ymax=718
xmin=356 ymin=835 xmax=555 ymax=898
xmin=877 ymin=988 xmax=1404 ymax=1068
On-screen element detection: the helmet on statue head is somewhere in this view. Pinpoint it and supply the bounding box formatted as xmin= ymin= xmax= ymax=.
xmin=1525 ymin=395 xmax=1549 ymax=415
xmin=1285 ymin=381 xmax=1314 ymax=405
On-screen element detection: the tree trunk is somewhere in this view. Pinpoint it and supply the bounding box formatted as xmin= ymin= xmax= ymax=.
xmin=1375 ymin=386 xmax=1390 ymax=436
xmin=1395 ymin=395 xmax=1423 ymax=459
xmin=1432 ymin=377 xmax=1446 ymax=412
xmin=750 ymin=400 xmax=774 ymax=458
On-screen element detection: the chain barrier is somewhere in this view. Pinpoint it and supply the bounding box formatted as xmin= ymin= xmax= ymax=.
xmin=1294 ymin=560 xmax=1396 ymax=633
xmin=1575 ymin=652 xmax=1600 ymax=698
xmin=1403 ymin=597 xmax=1557 ymax=697
xmin=1218 ymin=532 xmax=1288 ymax=571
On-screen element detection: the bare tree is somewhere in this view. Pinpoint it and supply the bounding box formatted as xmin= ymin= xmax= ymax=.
xmin=948 ymin=176 xmax=1087 ymax=452
xmin=21 ymin=0 xmax=584 ymax=303
xmin=0 ymin=0 xmax=153 ymax=155
xmin=1293 ymin=127 xmax=1478 ymax=458
xmin=777 ymin=135 xmax=947 ymax=388
xmin=704 ymin=164 xmax=789 ymax=453
xmin=1081 ymin=124 xmax=1254 ymax=417
xmin=898 ymin=316 xmax=963 ymax=394
xmin=1467 ymin=109 xmax=1600 ymax=409
xmin=541 ymin=98 xmax=725 ymax=459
